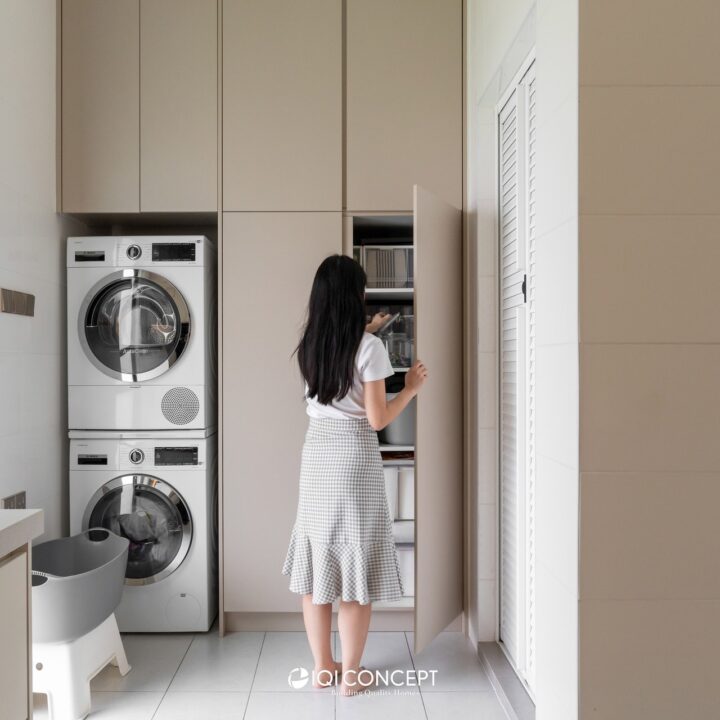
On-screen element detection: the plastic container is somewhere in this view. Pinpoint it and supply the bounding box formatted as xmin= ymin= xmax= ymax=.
xmin=31 ymin=528 xmax=129 ymax=644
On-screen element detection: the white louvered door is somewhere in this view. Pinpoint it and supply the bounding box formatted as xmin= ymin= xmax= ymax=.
xmin=498 ymin=60 xmax=536 ymax=695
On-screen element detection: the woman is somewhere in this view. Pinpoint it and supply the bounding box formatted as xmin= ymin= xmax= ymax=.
xmin=281 ymin=254 xmax=427 ymax=696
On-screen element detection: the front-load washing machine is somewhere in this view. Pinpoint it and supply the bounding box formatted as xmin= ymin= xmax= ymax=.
xmin=67 ymin=235 xmax=216 ymax=431
xmin=69 ymin=434 xmax=218 ymax=632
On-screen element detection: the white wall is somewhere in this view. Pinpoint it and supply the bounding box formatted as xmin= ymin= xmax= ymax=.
xmin=465 ymin=1 xmax=579 ymax=717
xmin=0 ymin=0 xmax=87 ymax=541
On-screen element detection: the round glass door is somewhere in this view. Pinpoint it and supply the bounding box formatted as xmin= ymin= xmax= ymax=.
xmin=83 ymin=475 xmax=193 ymax=585
xmin=79 ymin=269 xmax=191 ymax=382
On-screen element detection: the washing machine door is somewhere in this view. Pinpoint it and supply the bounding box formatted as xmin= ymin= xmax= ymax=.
xmin=79 ymin=269 xmax=191 ymax=382
xmin=83 ymin=474 xmax=193 ymax=586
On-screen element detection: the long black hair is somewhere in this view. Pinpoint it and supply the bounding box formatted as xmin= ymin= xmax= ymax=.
xmin=297 ymin=254 xmax=367 ymax=404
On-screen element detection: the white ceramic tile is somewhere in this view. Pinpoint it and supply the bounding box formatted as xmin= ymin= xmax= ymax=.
xmin=475 ymin=503 xmax=496 ymax=581
xmin=336 ymin=687 xmax=426 ymax=720
xmin=92 ymin=633 xmax=194 ymax=692
xmin=336 ymin=632 xmax=414 ymax=677
xmin=473 ymin=580 xmax=498 ymax=642
xmin=244 ymin=691 xmax=333 ymax=720
xmin=535 ymin=563 xmax=578 ymax=718
xmin=581 ymin=472 xmax=720 ymax=600
xmin=537 ymin=0 xmax=579 ymax=117
xmin=580 ymin=215 xmax=720 ymax=344
xmin=535 ymin=343 xmax=579 ymax=471
xmin=535 ymin=93 xmax=578 ymax=240
xmin=580 ymin=0 xmax=720 ymax=86
xmin=535 ymin=454 xmax=578 ymax=596
xmin=580 ymin=86 xmax=720 ymax=215
xmin=33 ymin=691 xmax=163 ymax=720
xmin=153 ymin=691 xmax=250 ymax=720
xmin=476 ymin=352 xmax=497 ymax=430
xmin=407 ymin=632 xmax=492 ymax=692
xmin=20 ymin=353 xmax=65 ymax=432
xmin=0 ymin=354 xmax=25 ymax=437
xmin=423 ymin=691 xmax=509 ymax=720
xmin=475 ymin=428 xmax=497 ymax=506
xmin=535 ymin=217 xmax=578 ymax=347
xmin=167 ymin=631 xmax=264 ymax=692
xmin=250 ymin=631 xmax=321 ymax=692
xmin=476 ymin=275 xmax=496 ymax=353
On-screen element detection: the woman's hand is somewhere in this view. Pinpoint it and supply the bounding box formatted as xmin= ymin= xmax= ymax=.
xmin=404 ymin=360 xmax=428 ymax=396
xmin=365 ymin=312 xmax=390 ymax=334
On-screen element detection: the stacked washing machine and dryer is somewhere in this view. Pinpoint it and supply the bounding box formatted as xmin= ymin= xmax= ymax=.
xmin=67 ymin=236 xmax=218 ymax=632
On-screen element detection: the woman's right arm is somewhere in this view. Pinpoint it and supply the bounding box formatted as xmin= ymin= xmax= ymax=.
xmin=364 ymin=361 xmax=428 ymax=431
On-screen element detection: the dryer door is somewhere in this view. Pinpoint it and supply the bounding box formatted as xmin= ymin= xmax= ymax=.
xmin=83 ymin=474 xmax=193 ymax=585
xmin=79 ymin=269 xmax=191 ymax=382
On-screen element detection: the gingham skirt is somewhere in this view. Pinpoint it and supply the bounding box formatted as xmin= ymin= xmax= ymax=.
xmin=281 ymin=416 xmax=404 ymax=605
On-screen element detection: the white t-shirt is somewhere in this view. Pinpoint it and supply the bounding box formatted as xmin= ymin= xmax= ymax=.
xmin=305 ymin=332 xmax=394 ymax=420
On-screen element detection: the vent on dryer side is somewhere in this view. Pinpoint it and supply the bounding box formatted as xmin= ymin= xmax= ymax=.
xmin=161 ymin=387 xmax=200 ymax=425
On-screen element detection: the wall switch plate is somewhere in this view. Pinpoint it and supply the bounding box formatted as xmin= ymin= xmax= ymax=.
xmin=1 ymin=491 xmax=26 ymax=509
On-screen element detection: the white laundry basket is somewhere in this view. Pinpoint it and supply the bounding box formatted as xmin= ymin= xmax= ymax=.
xmin=32 ymin=528 xmax=131 ymax=720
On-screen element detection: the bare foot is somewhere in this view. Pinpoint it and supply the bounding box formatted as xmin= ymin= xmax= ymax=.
xmin=313 ymin=660 xmax=343 ymax=688
xmin=339 ymin=666 xmax=372 ymax=696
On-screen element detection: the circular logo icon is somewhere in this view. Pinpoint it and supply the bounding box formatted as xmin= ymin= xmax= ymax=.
xmin=287 ymin=666 xmax=310 ymax=689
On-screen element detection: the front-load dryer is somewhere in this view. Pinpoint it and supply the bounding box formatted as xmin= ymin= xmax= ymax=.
xmin=69 ymin=434 xmax=218 ymax=632
xmin=67 ymin=236 xmax=216 ymax=431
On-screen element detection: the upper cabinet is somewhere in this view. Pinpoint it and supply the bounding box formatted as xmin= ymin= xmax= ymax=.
xmin=345 ymin=0 xmax=463 ymax=212
xmin=222 ymin=0 xmax=342 ymax=211
xmin=62 ymin=0 xmax=140 ymax=213
xmin=140 ymin=0 xmax=217 ymax=212
xmin=61 ymin=0 xmax=217 ymax=213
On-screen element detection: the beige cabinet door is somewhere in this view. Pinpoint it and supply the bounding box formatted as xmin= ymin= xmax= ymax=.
xmin=413 ymin=185 xmax=463 ymax=653
xmin=0 ymin=550 xmax=29 ymax=720
xmin=140 ymin=0 xmax=217 ymax=211
xmin=62 ymin=0 xmax=140 ymax=212
xmin=345 ymin=0 xmax=462 ymax=213
xmin=222 ymin=212 xmax=342 ymax=612
xmin=222 ymin=0 xmax=342 ymax=211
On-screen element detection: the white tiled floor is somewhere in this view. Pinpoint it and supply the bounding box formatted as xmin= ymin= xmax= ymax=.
xmin=33 ymin=627 xmax=508 ymax=720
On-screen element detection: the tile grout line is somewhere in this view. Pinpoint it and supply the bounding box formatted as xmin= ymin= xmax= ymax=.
xmin=242 ymin=631 xmax=267 ymax=720
xmin=149 ymin=634 xmax=196 ymax=720
xmin=404 ymin=631 xmax=430 ymax=720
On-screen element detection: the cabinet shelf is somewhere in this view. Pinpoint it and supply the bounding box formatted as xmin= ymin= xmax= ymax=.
xmin=365 ymin=287 xmax=414 ymax=301
xmin=375 ymin=596 xmax=415 ymax=610
xmin=380 ymin=444 xmax=414 ymax=452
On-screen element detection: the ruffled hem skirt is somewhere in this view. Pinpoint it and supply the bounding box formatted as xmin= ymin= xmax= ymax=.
xmin=281 ymin=416 xmax=404 ymax=605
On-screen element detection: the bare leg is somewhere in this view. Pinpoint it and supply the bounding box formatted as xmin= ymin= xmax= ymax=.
xmin=301 ymin=594 xmax=341 ymax=687
xmin=338 ymin=600 xmax=372 ymax=695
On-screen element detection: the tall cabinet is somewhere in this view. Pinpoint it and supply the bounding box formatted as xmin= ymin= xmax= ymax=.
xmin=220 ymin=0 xmax=463 ymax=654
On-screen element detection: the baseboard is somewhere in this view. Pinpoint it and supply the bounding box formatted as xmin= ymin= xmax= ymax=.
xmin=223 ymin=610 xmax=419 ymax=632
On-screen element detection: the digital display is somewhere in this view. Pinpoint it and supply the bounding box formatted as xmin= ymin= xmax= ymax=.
xmin=152 ymin=243 xmax=196 ymax=262
xmin=155 ymin=447 xmax=199 ymax=466
xmin=78 ymin=454 xmax=108 ymax=465
xmin=75 ymin=251 xmax=105 ymax=262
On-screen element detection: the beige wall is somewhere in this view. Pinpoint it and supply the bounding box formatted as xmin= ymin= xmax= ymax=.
xmin=466 ymin=0 xmax=579 ymax=717
xmin=578 ymin=2 xmax=720 ymax=717
xmin=0 ymin=0 xmax=87 ymax=541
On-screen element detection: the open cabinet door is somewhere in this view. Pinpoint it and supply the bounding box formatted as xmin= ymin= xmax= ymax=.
xmin=413 ymin=185 xmax=463 ymax=654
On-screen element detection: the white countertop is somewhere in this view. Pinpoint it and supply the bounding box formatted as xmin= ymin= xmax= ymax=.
xmin=0 ymin=509 xmax=44 ymax=559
